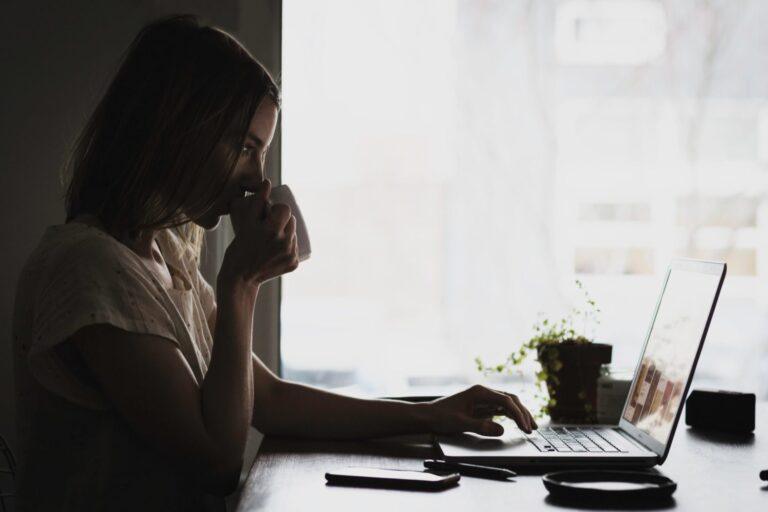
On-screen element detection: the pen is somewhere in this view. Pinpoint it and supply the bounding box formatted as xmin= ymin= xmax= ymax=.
xmin=424 ymin=459 xmax=516 ymax=480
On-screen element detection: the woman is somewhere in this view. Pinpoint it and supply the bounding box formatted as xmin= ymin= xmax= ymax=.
xmin=12 ymin=15 xmax=536 ymax=511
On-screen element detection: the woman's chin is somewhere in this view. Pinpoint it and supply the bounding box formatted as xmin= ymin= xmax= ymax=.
xmin=194 ymin=214 xmax=222 ymax=231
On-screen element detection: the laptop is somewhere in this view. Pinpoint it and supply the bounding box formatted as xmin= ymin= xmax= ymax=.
xmin=437 ymin=259 xmax=726 ymax=467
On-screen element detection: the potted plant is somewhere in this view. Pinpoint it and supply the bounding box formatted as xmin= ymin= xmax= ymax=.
xmin=475 ymin=280 xmax=611 ymax=423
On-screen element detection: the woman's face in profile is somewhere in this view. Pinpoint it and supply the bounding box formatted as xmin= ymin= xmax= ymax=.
xmin=194 ymin=98 xmax=279 ymax=230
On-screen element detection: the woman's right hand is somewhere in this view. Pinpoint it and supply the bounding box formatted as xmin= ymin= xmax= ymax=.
xmin=220 ymin=179 xmax=299 ymax=289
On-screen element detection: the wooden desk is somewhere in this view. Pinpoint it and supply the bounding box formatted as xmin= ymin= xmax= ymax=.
xmin=237 ymin=405 xmax=767 ymax=511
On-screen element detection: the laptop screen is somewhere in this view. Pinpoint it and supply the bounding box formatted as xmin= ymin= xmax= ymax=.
xmin=621 ymin=266 xmax=722 ymax=447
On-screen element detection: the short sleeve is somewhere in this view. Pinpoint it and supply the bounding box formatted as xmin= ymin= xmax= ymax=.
xmin=27 ymin=237 xmax=179 ymax=410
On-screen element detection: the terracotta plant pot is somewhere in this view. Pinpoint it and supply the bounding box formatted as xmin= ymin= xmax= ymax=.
xmin=537 ymin=341 xmax=612 ymax=423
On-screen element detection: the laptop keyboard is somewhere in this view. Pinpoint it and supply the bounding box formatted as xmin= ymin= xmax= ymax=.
xmin=525 ymin=427 xmax=628 ymax=453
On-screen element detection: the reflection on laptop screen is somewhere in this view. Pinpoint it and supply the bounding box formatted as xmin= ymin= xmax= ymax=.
xmin=622 ymin=267 xmax=721 ymax=446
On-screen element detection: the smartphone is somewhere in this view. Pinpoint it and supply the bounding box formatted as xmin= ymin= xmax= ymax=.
xmin=325 ymin=467 xmax=460 ymax=490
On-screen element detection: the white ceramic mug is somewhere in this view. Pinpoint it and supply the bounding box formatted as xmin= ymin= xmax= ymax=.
xmin=269 ymin=184 xmax=311 ymax=262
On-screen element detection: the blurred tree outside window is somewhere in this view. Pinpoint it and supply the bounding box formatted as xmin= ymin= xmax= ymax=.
xmin=281 ymin=0 xmax=768 ymax=399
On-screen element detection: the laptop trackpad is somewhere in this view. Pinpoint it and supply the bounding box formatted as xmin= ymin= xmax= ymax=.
xmin=438 ymin=430 xmax=531 ymax=457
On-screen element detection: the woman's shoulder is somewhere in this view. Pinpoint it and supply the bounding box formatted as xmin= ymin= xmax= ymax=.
xmin=19 ymin=222 xmax=147 ymax=291
xmin=13 ymin=222 xmax=156 ymax=345
xmin=39 ymin=222 xmax=137 ymax=266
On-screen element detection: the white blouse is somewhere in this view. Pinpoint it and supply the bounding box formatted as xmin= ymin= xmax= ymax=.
xmin=12 ymin=222 xmax=223 ymax=511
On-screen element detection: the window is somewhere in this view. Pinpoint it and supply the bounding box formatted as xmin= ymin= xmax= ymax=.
xmin=281 ymin=0 xmax=768 ymax=400
xmin=579 ymin=203 xmax=651 ymax=222
xmin=555 ymin=0 xmax=666 ymax=65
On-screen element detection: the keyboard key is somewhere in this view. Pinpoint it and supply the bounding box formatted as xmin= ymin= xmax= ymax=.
xmin=580 ymin=441 xmax=603 ymax=452
xmin=564 ymin=441 xmax=586 ymax=452
xmin=529 ymin=437 xmax=555 ymax=452
xmin=586 ymin=435 xmax=619 ymax=452
xmin=598 ymin=429 xmax=633 ymax=452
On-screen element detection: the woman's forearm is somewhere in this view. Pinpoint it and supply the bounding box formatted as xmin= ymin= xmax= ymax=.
xmin=256 ymin=379 xmax=433 ymax=440
xmin=200 ymin=279 xmax=257 ymax=477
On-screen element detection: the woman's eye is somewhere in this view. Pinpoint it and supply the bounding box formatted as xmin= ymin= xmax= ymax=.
xmin=241 ymin=146 xmax=264 ymax=165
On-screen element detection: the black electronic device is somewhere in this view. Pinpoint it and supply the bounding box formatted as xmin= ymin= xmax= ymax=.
xmin=685 ymin=389 xmax=755 ymax=433
xmin=325 ymin=467 xmax=460 ymax=490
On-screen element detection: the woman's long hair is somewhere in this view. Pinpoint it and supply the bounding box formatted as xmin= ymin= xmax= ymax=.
xmin=64 ymin=14 xmax=280 ymax=259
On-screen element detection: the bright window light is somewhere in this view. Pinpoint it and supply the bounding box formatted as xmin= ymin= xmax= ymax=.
xmin=281 ymin=0 xmax=768 ymax=400
xmin=555 ymin=0 xmax=667 ymax=65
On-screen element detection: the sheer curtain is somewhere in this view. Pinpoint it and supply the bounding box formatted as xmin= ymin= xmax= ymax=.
xmin=281 ymin=0 xmax=768 ymax=399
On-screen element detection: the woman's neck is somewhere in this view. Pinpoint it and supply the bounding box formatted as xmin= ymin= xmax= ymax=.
xmin=125 ymin=229 xmax=157 ymax=259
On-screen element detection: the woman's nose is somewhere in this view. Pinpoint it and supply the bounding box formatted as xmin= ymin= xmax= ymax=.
xmin=240 ymin=172 xmax=267 ymax=191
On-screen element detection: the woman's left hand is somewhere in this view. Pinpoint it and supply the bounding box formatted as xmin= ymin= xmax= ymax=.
xmin=425 ymin=385 xmax=537 ymax=436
